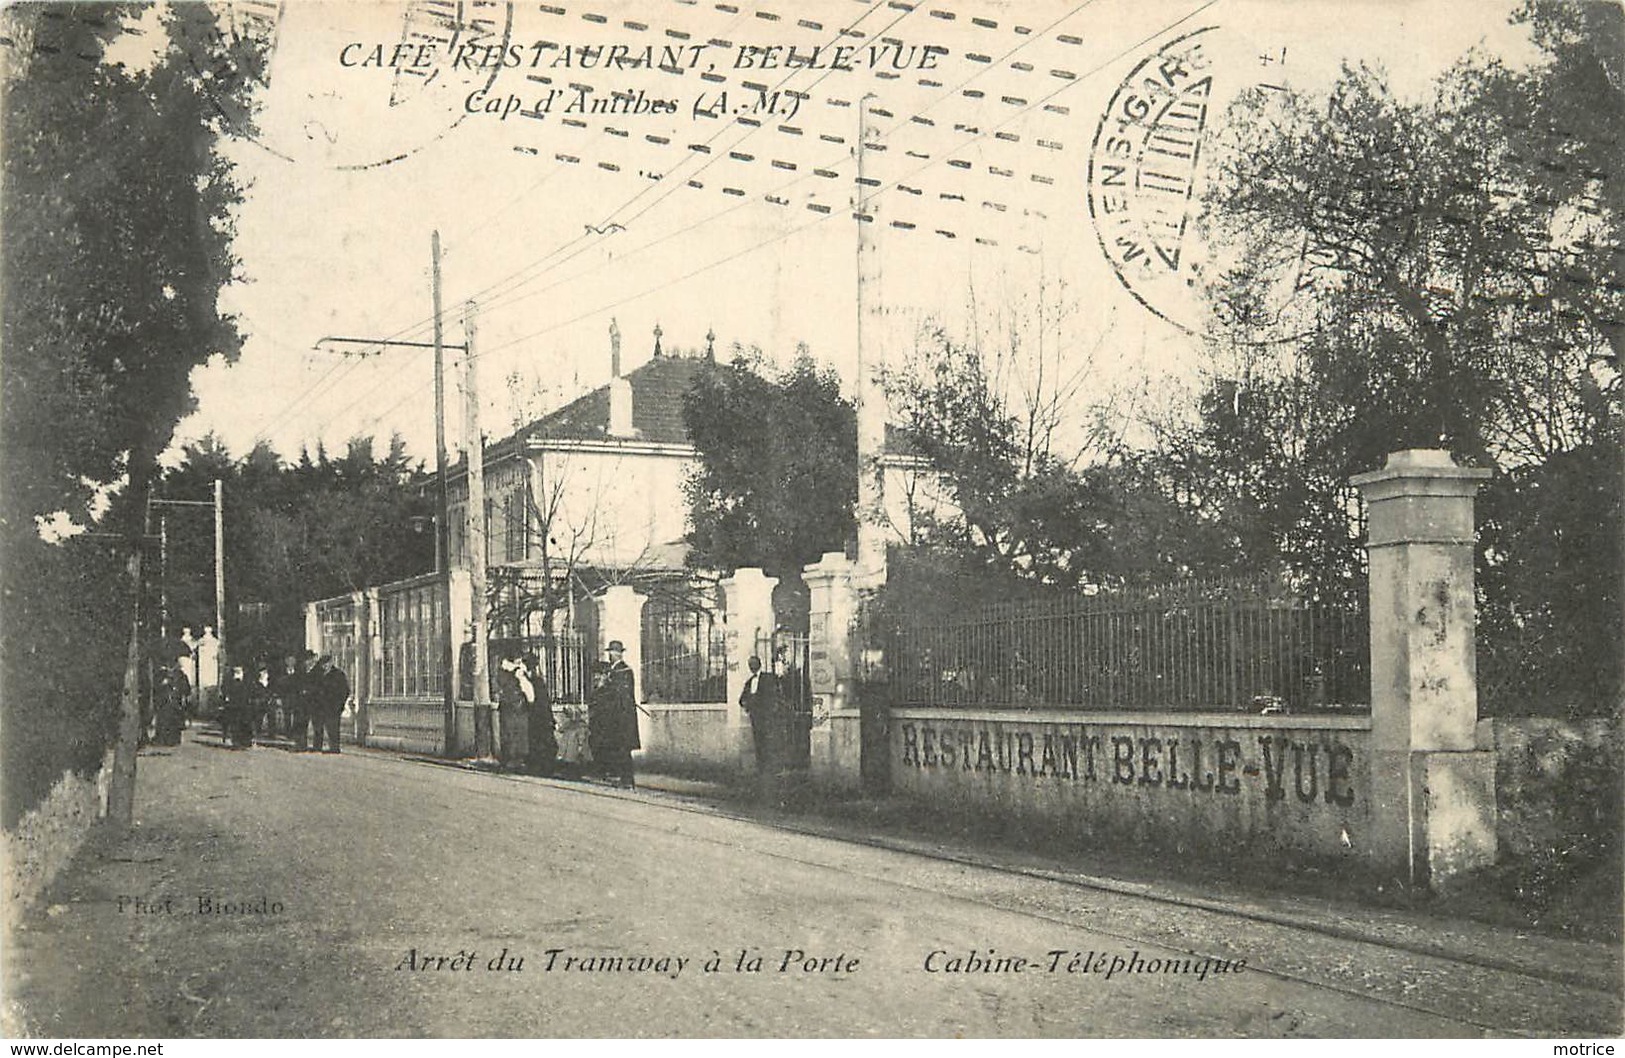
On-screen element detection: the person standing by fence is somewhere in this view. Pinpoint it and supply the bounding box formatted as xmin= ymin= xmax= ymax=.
xmin=590 ymin=640 xmax=640 ymax=789
xmin=739 ymin=654 xmax=780 ymax=797
xmin=522 ymin=651 xmax=557 ymax=777
xmin=495 ymin=652 xmax=527 ymax=772
xmin=311 ymin=654 xmax=349 ymax=754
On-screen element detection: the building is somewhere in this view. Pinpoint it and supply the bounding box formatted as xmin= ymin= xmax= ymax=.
xmin=447 ymin=322 xmax=709 ymax=622
xmin=318 ymin=319 xmax=944 ymax=757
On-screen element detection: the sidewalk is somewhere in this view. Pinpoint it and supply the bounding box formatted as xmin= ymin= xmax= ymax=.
xmin=407 ymin=748 xmax=1622 ymax=997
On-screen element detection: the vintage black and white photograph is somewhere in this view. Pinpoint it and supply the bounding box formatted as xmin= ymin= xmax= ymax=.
xmin=1 ymin=0 xmax=1620 ymax=1040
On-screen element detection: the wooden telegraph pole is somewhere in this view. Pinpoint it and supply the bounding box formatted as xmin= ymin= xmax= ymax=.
xmin=314 ymin=233 xmax=461 ymax=756
xmin=431 ymin=231 xmax=456 ymax=757
xmin=461 ymin=299 xmax=492 ymax=756
xmin=214 ymin=478 xmax=226 ymax=683
xmin=855 ymin=92 xmax=888 ymax=585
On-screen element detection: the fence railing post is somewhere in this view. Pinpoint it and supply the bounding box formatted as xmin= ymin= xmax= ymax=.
xmin=447 ymin=568 xmax=473 ymax=755
xmin=363 ymin=586 xmax=380 ymax=747
xmin=1351 ymin=449 xmax=1496 ymax=890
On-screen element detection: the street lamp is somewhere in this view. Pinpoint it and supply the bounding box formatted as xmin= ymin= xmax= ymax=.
xmin=408 ymin=513 xmax=441 ymax=574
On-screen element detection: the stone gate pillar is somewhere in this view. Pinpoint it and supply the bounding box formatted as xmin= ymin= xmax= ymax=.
xmin=804 ymin=552 xmax=861 ymax=790
xmin=448 ymin=568 xmax=474 ymax=756
xmin=346 ymin=589 xmax=366 ymax=746
xmin=362 ymin=586 xmax=381 ymax=749
xmin=722 ymin=568 xmax=778 ymax=766
xmin=1351 ymin=449 xmax=1496 ymax=890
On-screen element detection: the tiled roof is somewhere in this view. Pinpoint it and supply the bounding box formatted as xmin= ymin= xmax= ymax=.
xmin=484 ymin=353 xmax=915 ymax=457
xmin=529 ymin=354 xmax=712 ymax=446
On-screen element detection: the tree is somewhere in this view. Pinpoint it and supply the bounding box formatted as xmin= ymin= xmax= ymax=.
xmin=1 ymin=4 xmax=265 ymax=824
xmin=886 ymin=321 xmax=1214 ymax=588
xmin=682 ymin=351 xmax=857 ymax=577
xmin=3 ymin=5 xmax=264 ymax=533
xmin=1202 ymin=0 xmax=1619 ymax=459
xmin=156 ymin=434 xmax=435 ymax=663
xmin=1180 ymin=0 xmax=1622 ymax=703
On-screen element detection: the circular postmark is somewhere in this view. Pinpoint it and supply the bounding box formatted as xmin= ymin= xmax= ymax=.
xmin=1086 ymin=25 xmax=1308 ymax=341
xmin=169 ymin=1 xmax=514 ymax=171
xmin=1086 ymin=26 xmax=1218 ymax=336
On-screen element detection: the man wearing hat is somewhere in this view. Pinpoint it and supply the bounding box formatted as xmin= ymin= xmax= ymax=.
xmin=310 ymin=654 xmax=350 ymax=754
xmin=589 ymin=640 xmax=640 ymax=788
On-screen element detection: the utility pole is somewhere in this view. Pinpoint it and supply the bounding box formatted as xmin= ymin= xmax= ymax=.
xmin=462 ymin=298 xmax=492 ymax=757
xmin=159 ymin=515 xmax=169 ymax=640
xmin=431 ymin=231 xmax=455 ymax=757
xmin=214 ymin=478 xmax=226 ymax=682
xmin=313 ymin=234 xmax=460 ymax=756
xmin=109 ymin=538 xmax=145 ymax=826
xmin=854 ymin=93 xmax=888 ymax=585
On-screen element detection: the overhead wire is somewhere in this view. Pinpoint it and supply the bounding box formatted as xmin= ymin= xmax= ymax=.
xmin=277 ymin=0 xmax=1220 ymax=446
xmin=324 ymin=0 xmax=899 ymax=362
xmin=432 ymin=0 xmax=1069 ymax=326
xmin=289 ymin=0 xmax=909 ymax=442
xmin=444 ymin=0 xmax=1226 ymax=372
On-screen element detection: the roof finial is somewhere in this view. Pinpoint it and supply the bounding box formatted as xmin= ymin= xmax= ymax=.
xmin=652 ymin=321 xmax=663 ymax=359
xmin=705 ymin=327 xmax=716 ymax=361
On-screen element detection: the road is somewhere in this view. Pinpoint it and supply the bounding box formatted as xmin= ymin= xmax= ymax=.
xmin=5 ymin=734 xmax=1620 ymax=1038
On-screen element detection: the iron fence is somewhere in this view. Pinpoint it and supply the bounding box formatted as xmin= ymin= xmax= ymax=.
xmin=890 ymin=577 xmax=1368 ymax=713
xmin=755 ymin=631 xmax=813 ymax=769
xmin=641 ymin=588 xmax=727 ymax=704
xmin=482 ymin=632 xmax=592 ymax=705
xmin=377 ymin=575 xmax=447 ymax=698
xmin=313 ymin=595 xmax=362 ymax=700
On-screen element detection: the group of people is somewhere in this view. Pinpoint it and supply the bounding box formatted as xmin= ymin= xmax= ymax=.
xmin=150 ymin=631 xmax=644 ymax=783
xmin=491 ymin=639 xmax=642 ymax=789
xmin=494 ymin=648 xmax=554 ymax=774
xmin=225 ymin=651 xmax=352 ymax=753
xmin=145 ymin=646 xmax=351 ymax=753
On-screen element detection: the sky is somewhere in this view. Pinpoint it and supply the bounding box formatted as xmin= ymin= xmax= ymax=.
xmin=165 ymin=0 xmax=1541 ymax=469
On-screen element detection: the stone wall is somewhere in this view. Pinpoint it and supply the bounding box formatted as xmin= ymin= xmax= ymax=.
xmin=638 ymin=705 xmax=746 ymax=772
xmin=1488 ymin=716 xmax=1621 ymax=858
xmin=891 ymin=709 xmax=1372 ymax=861
xmin=1 ymin=762 xmax=107 ymax=921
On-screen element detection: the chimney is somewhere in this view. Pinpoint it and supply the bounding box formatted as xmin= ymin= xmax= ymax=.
xmin=609 ymin=374 xmax=634 ymax=437
xmin=608 ymin=318 xmax=633 ymax=437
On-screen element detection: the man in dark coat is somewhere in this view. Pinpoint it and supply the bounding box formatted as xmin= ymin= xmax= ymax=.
xmin=589 ymin=640 xmax=640 ymax=788
xmin=154 ymin=662 xmax=189 ymax=746
xmin=739 ymin=654 xmax=781 ymax=789
xmin=221 ymin=665 xmax=255 ymax=749
xmin=289 ymin=651 xmax=316 ymax=751
xmin=310 ymin=654 xmax=349 ymax=754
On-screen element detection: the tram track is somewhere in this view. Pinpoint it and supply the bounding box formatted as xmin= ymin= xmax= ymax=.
xmin=360 ymin=748 xmax=1619 ymax=1037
